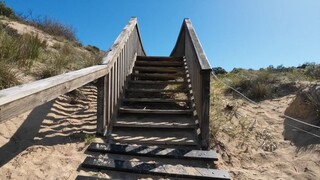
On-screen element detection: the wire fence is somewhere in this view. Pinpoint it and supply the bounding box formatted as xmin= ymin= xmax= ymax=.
xmin=212 ymin=72 xmax=320 ymax=138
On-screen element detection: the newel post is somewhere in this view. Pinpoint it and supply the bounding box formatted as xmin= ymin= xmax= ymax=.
xmin=200 ymin=70 xmax=211 ymax=150
xmin=96 ymin=74 xmax=109 ymax=136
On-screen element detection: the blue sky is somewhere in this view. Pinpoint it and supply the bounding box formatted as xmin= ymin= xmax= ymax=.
xmin=5 ymin=0 xmax=320 ymax=71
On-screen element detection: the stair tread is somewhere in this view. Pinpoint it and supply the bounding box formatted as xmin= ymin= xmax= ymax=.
xmin=119 ymin=107 xmax=193 ymax=114
xmin=129 ymin=80 xmax=185 ymax=84
xmin=122 ymin=98 xmax=189 ymax=102
xmin=111 ymin=128 xmax=198 ymax=146
xmin=133 ymin=66 xmax=184 ymax=73
xmin=126 ymin=88 xmax=188 ymax=93
xmin=87 ymin=143 xmax=218 ymax=161
xmin=137 ymin=56 xmax=183 ymax=61
xmin=82 ymin=157 xmax=230 ymax=179
xmin=135 ymin=61 xmax=184 ymax=67
xmin=115 ymin=114 xmax=196 ymax=128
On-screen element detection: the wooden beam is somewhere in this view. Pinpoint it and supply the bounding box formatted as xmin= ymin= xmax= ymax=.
xmin=82 ymin=157 xmax=230 ymax=179
xmin=0 ymin=65 xmax=108 ymax=122
xmin=88 ymin=143 xmax=218 ymax=161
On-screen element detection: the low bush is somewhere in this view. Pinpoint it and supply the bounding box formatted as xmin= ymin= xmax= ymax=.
xmin=0 ymin=62 xmax=19 ymax=89
xmin=0 ymin=26 xmax=46 ymax=68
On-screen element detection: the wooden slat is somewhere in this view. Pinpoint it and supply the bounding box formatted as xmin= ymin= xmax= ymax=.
xmin=111 ymin=128 xmax=198 ymax=146
xmin=119 ymin=107 xmax=193 ymax=114
xmin=126 ymin=88 xmax=188 ymax=93
xmin=133 ymin=66 xmax=184 ymax=73
xmin=122 ymin=98 xmax=189 ymax=103
xmin=88 ymin=143 xmax=217 ymax=161
xmin=114 ymin=118 xmax=195 ymax=128
xmin=137 ymin=56 xmax=183 ymax=61
xmin=129 ymin=80 xmax=185 ymax=84
xmin=82 ymin=157 xmax=230 ymax=179
xmin=76 ymin=176 xmax=107 ymax=180
xmin=135 ymin=61 xmax=183 ymax=66
xmin=131 ymin=73 xmax=185 ymax=79
xmin=0 ymin=65 xmax=108 ymax=122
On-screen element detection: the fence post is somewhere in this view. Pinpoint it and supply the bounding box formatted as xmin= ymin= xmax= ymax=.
xmin=200 ymin=70 xmax=211 ymax=150
xmin=96 ymin=75 xmax=107 ymax=135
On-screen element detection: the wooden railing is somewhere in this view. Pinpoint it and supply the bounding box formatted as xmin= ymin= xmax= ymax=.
xmin=96 ymin=17 xmax=146 ymax=135
xmin=0 ymin=17 xmax=145 ymax=136
xmin=171 ymin=18 xmax=212 ymax=149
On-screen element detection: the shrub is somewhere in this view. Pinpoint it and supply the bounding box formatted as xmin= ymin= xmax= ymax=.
xmin=305 ymin=63 xmax=320 ymax=80
xmin=212 ymin=67 xmax=227 ymax=75
xmin=29 ymin=17 xmax=77 ymax=42
xmin=0 ymin=62 xmax=19 ymax=89
xmin=0 ymin=27 xmax=46 ymax=68
xmin=0 ymin=1 xmax=18 ymax=19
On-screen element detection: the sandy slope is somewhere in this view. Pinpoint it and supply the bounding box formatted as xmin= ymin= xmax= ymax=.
xmin=0 ymin=85 xmax=100 ymax=179
xmin=214 ymin=89 xmax=320 ymax=179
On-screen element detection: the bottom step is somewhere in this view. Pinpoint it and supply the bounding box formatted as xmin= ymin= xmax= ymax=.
xmin=82 ymin=157 xmax=230 ymax=180
xmin=87 ymin=143 xmax=218 ymax=161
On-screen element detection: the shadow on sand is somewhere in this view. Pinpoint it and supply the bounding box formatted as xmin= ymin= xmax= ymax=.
xmin=0 ymin=85 xmax=97 ymax=167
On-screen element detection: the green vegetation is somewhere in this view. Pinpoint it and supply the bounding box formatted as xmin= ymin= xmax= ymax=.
xmin=210 ymin=64 xmax=320 ymax=148
xmin=0 ymin=1 xmax=17 ymax=19
xmin=0 ymin=1 xmax=104 ymax=90
xmin=84 ymin=134 xmax=95 ymax=145
xmin=215 ymin=64 xmax=320 ymax=101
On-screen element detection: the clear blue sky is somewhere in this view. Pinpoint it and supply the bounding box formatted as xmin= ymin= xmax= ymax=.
xmin=5 ymin=0 xmax=320 ymax=71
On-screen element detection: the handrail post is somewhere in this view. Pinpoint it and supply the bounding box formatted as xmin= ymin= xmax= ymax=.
xmin=96 ymin=75 xmax=107 ymax=135
xmin=200 ymin=70 xmax=211 ymax=149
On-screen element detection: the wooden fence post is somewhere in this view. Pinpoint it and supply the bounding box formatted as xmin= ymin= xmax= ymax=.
xmin=97 ymin=75 xmax=107 ymax=135
xmin=201 ymin=70 xmax=211 ymax=150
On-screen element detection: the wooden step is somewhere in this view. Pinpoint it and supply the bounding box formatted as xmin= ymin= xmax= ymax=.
xmin=131 ymin=73 xmax=185 ymax=80
xmin=137 ymin=56 xmax=183 ymax=61
xmin=119 ymin=107 xmax=193 ymax=114
xmin=129 ymin=80 xmax=185 ymax=84
xmin=114 ymin=114 xmax=196 ymax=128
xmin=122 ymin=98 xmax=189 ymax=103
xmin=135 ymin=61 xmax=184 ymax=67
xmin=133 ymin=66 xmax=184 ymax=73
xmin=126 ymin=88 xmax=188 ymax=93
xmin=111 ymin=128 xmax=198 ymax=146
xmin=87 ymin=143 xmax=218 ymax=161
xmin=82 ymin=157 xmax=230 ymax=179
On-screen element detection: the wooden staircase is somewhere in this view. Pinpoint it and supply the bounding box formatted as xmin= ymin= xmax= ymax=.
xmin=78 ymin=56 xmax=230 ymax=179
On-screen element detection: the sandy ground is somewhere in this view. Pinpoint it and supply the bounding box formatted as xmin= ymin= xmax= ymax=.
xmin=213 ymin=89 xmax=320 ymax=179
xmin=0 ymin=85 xmax=100 ymax=180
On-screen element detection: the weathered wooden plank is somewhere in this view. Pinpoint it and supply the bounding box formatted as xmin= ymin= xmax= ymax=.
xmin=0 ymin=65 xmax=108 ymax=122
xmin=128 ymin=80 xmax=185 ymax=84
xmin=122 ymin=98 xmax=189 ymax=103
xmin=82 ymin=157 xmax=230 ymax=179
xmin=76 ymin=176 xmax=107 ymax=180
xmin=101 ymin=17 xmax=145 ymax=65
xmin=96 ymin=75 xmax=107 ymax=135
xmin=135 ymin=61 xmax=183 ymax=66
xmin=87 ymin=143 xmax=217 ymax=161
xmin=131 ymin=73 xmax=185 ymax=79
xmin=137 ymin=56 xmax=183 ymax=61
xmin=119 ymin=108 xmax=193 ymax=114
xmin=133 ymin=66 xmax=184 ymax=73
xmin=126 ymin=88 xmax=188 ymax=93
xmin=111 ymin=128 xmax=198 ymax=146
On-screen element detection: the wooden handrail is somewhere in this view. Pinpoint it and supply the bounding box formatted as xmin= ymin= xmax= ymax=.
xmin=96 ymin=17 xmax=146 ymax=135
xmin=171 ymin=18 xmax=212 ymax=149
xmin=0 ymin=17 xmax=146 ymax=136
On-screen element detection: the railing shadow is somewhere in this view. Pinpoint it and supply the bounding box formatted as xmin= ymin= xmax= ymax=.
xmin=0 ymin=85 xmax=97 ymax=167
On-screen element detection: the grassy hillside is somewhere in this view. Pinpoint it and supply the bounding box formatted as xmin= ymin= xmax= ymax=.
xmin=0 ymin=2 xmax=105 ymax=90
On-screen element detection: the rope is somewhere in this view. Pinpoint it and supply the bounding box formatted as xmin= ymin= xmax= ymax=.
xmin=212 ymin=72 xmax=320 ymax=138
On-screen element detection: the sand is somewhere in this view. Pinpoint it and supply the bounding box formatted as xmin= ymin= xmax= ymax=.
xmin=214 ymin=90 xmax=320 ymax=179
xmin=0 ymin=85 xmax=100 ymax=179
